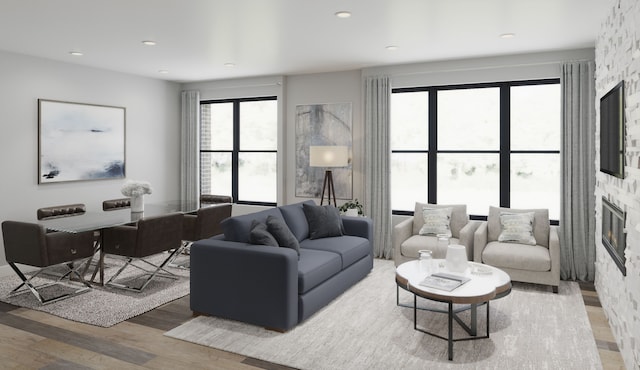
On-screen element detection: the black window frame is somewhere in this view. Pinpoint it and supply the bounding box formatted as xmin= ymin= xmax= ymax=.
xmin=200 ymin=96 xmax=278 ymax=207
xmin=391 ymin=78 xmax=560 ymax=225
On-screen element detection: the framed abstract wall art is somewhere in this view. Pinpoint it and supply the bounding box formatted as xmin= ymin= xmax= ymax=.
xmin=38 ymin=99 xmax=126 ymax=184
xmin=295 ymin=102 xmax=352 ymax=199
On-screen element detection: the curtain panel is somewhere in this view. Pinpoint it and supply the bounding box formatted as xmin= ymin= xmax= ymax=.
xmin=560 ymin=61 xmax=596 ymax=281
xmin=181 ymin=90 xmax=200 ymax=202
xmin=363 ymin=75 xmax=393 ymax=258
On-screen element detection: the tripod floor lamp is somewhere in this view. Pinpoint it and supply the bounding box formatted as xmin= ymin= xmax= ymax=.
xmin=309 ymin=145 xmax=349 ymax=207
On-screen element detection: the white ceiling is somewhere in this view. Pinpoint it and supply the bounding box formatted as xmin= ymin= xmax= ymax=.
xmin=0 ymin=0 xmax=610 ymax=83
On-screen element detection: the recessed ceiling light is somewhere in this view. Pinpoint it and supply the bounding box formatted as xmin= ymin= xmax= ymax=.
xmin=142 ymin=40 xmax=157 ymax=46
xmin=385 ymin=45 xmax=399 ymax=51
xmin=500 ymin=33 xmax=516 ymax=39
xmin=69 ymin=51 xmax=83 ymax=56
xmin=158 ymin=70 xmax=169 ymax=74
xmin=224 ymin=63 xmax=236 ymax=68
xmin=335 ymin=11 xmax=351 ymax=18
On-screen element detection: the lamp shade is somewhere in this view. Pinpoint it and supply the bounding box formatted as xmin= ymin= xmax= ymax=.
xmin=309 ymin=146 xmax=349 ymax=167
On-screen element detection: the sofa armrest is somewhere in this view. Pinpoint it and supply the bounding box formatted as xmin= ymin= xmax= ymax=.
xmin=549 ymin=225 xmax=561 ymax=286
xmin=190 ymin=238 xmax=299 ymax=331
xmin=473 ymin=222 xmax=488 ymax=263
xmin=341 ymin=216 xmax=373 ymax=241
xmin=459 ymin=220 xmax=481 ymax=261
xmin=392 ymin=217 xmax=413 ymax=265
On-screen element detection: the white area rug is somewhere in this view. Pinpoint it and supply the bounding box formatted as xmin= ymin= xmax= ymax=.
xmin=165 ymin=259 xmax=602 ymax=370
xmin=0 ymin=254 xmax=190 ymax=327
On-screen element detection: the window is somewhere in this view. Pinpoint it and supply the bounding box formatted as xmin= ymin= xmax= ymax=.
xmin=200 ymin=97 xmax=277 ymax=205
xmin=391 ymin=80 xmax=560 ymax=221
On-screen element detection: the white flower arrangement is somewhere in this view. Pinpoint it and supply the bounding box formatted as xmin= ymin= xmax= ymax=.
xmin=120 ymin=180 xmax=153 ymax=197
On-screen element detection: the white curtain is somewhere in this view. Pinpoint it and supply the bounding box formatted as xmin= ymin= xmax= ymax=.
xmin=364 ymin=76 xmax=392 ymax=258
xmin=560 ymin=61 xmax=596 ymax=281
xmin=181 ymin=90 xmax=200 ymax=201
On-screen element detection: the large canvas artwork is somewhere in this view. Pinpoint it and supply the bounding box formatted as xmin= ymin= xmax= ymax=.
xmin=38 ymin=99 xmax=126 ymax=184
xmin=295 ymin=102 xmax=352 ymax=199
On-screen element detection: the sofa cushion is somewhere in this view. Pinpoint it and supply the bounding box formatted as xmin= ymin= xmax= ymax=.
xmin=413 ymin=203 xmax=467 ymax=239
xmin=279 ymin=200 xmax=315 ymax=241
xmin=400 ymin=234 xmax=461 ymax=259
xmin=302 ymin=203 xmax=344 ymax=239
xmin=297 ymin=248 xmax=342 ymax=294
xmin=221 ymin=207 xmax=283 ymax=243
xmin=482 ymin=241 xmax=551 ymax=272
xmin=248 ymin=220 xmax=279 ymax=247
xmin=300 ymin=235 xmax=370 ymax=269
xmin=488 ymin=206 xmax=549 ymax=247
xmin=266 ymin=215 xmax=300 ymax=255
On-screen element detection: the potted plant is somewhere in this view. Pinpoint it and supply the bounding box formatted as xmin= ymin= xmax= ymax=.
xmin=339 ymin=199 xmax=364 ymax=217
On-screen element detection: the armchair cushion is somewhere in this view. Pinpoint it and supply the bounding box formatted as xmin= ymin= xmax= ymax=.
xmin=488 ymin=206 xmax=550 ymax=247
xmin=413 ymin=203 xmax=468 ymax=239
xmin=400 ymin=235 xmax=461 ymax=259
xmin=418 ymin=207 xmax=452 ymax=237
xmin=481 ymin=241 xmax=551 ymax=272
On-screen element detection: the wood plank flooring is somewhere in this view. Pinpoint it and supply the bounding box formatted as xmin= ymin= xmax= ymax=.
xmin=0 ymin=285 xmax=626 ymax=369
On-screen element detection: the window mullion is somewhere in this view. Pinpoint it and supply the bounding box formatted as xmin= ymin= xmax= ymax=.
xmin=499 ymin=84 xmax=510 ymax=208
xmin=428 ymin=88 xmax=437 ymax=204
xmin=232 ymin=100 xmax=240 ymax=203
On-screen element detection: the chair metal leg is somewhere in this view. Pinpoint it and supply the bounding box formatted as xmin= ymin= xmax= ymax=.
xmin=7 ymin=260 xmax=92 ymax=305
xmin=105 ymin=248 xmax=183 ymax=292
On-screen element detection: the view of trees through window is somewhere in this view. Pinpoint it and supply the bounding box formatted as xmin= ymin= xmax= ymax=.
xmin=200 ymin=97 xmax=278 ymax=205
xmin=391 ymin=80 xmax=560 ymax=221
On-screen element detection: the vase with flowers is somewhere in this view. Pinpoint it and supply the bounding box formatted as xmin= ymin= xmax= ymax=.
xmin=120 ymin=180 xmax=153 ymax=213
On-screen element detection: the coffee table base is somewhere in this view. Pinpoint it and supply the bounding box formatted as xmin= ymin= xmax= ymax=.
xmin=411 ymin=294 xmax=490 ymax=361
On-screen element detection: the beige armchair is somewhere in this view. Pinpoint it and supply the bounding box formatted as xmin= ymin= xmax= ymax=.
xmin=474 ymin=206 xmax=560 ymax=293
xmin=393 ymin=203 xmax=480 ymax=266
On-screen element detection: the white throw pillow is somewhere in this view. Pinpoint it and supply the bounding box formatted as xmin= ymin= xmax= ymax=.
xmin=498 ymin=212 xmax=537 ymax=245
xmin=418 ymin=207 xmax=452 ymax=237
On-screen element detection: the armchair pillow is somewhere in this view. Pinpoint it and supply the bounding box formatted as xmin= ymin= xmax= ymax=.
xmin=418 ymin=207 xmax=452 ymax=237
xmin=488 ymin=206 xmax=550 ymax=247
xmin=413 ymin=203 xmax=468 ymax=238
xmin=498 ymin=212 xmax=537 ymax=245
xmin=302 ymin=204 xmax=344 ymax=239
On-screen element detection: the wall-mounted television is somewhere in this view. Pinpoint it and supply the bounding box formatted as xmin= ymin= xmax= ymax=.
xmin=600 ymin=81 xmax=625 ymax=178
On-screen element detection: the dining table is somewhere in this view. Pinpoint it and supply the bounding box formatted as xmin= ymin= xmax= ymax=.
xmin=35 ymin=200 xmax=200 ymax=285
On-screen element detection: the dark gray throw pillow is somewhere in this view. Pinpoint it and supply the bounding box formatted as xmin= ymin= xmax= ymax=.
xmin=249 ymin=220 xmax=278 ymax=247
xmin=266 ymin=215 xmax=300 ymax=256
xmin=302 ymin=203 xmax=344 ymax=239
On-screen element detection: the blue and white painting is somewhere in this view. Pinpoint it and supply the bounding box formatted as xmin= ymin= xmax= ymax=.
xmin=38 ymin=99 xmax=125 ymax=183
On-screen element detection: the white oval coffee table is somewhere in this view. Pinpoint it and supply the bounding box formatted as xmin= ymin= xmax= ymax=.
xmin=395 ymin=259 xmax=511 ymax=361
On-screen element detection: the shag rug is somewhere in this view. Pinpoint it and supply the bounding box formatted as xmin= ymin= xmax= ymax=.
xmin=165 ymin=259 xmax=602 ymax=370
xmin=0 ymin=254 xmax=190 ymax=327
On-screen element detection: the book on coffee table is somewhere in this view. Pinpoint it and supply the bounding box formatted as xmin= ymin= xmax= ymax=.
xmin=419 ymin=272 xmax=471 ymax=292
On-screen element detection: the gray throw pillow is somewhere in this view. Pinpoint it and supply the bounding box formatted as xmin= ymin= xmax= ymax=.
xmin=266 ymin=215 xmax=300 ymax=255
xmin=302 ymin=203 xmax=344 ymax=240
xmin=249 ymin=220 xmax=278 ymax=247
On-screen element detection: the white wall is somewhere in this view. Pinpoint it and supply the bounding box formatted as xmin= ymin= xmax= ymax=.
xmin=0 ymin=50 xmax=181 ymax=271
xmin=594 ymin=0 xmax=640 ymax=368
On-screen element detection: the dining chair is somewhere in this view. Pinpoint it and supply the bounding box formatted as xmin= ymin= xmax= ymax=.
xmin=101 ymin=212 xmax=184 ymax=292
xmin=102 ymin=198 xmax=131 ymax=211
xmin=170 ymin=203 xmax=232 ymax=268
xmin=1 ymin=221 xmax=95 ymax=304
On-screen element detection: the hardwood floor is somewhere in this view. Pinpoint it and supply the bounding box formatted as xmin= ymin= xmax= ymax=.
xmin=0 ymin=285 xmax=626 ymax=369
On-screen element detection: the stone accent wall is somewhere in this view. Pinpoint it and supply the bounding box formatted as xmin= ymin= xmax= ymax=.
xmin=595 ymin=0 xmax=640 ymax=368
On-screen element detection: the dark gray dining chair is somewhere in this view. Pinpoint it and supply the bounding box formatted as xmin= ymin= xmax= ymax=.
xmin=102 ymin=198 xmax=131 ymax=211
xmin=1 ymin=221 xmax=95 ymax=304
xmin=101 ymin=212 xmax=184 ymax=292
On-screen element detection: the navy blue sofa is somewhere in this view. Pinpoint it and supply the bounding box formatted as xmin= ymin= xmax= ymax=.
xmin=190 ymin=200 xmax=374 ymax=331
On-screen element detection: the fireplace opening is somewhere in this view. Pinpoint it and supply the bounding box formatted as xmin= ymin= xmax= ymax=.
xmin=601 ymin=197 xmax=627 ymax=276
